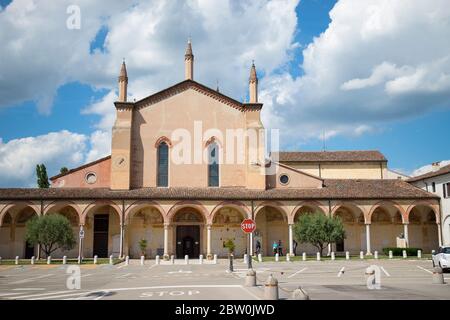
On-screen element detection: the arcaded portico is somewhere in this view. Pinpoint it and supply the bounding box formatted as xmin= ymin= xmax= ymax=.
xmin=0 ymin=41 xmax=443 ymax=259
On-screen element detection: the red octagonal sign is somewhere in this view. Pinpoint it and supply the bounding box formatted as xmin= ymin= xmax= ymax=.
xmin=241 ymin=218 xmax=256 ymax=234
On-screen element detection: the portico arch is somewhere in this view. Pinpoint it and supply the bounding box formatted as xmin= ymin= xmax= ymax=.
xmin=211 ymin=206 xmax=247 ymax=257
xmin=254 ymin=204 xmax=288 ymax=256
xmin=406 ymin=203 xmax=439 ymax=252
xmin=332 ymin=203 xmax=364 ymax=254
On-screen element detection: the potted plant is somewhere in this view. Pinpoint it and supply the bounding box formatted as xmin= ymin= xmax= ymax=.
xmin=138 ymin=238 xmax=148 ymax=257
xmin=223 ymin=239 xmax=235 ymax=256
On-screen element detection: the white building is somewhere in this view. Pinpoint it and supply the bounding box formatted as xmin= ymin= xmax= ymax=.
xmin=409 ymin=163 xmax=450 ymax=246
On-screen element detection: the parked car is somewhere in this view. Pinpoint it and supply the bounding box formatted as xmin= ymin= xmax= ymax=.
xmin=432 ymin=246 xmax=450 ymax=271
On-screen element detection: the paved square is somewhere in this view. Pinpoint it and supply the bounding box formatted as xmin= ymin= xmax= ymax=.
xmin=0 ymin=258 xmax=449 ymax=300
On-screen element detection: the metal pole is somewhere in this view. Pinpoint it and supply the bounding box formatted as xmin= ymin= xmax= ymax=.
xmin=229 ymin=254 xmax=234 ymax=272
xmin=248 ymin=233 xmax=252 ymax=269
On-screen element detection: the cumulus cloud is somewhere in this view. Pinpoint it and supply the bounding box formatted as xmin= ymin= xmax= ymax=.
xmin=260 ymin=0 xmax=450 ymax=143
xmin=0 ymin=131 xmax=87 ymax=187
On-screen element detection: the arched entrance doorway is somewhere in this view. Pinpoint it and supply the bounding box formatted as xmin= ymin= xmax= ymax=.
xmin=172 ymin=208 xmax=205 ymax=258
xmin=333 ymin=204 xmax=364 ymax=254
xmin=370 ymin=206 xmax=403 ymax=252
xmin=408 ymin=205 xmax=439 ymax=253
xmin=212 ymin=207 xmax=246 ymax=257
xmin=255 ymin=206 xmax=288 ymax=256
xmin=126 ymin=206 xmax=164 ymax=258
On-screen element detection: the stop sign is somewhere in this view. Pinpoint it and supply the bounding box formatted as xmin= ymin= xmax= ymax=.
xmin=241 ymin=218 xmax=256 ymax=233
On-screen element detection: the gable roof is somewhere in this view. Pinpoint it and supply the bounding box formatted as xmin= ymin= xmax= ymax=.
xmin=407 ymin=164 xmax=450 ymax=182
xmin=274 ymin=150 xmax=387 ymax=163
xmin=49 ymin=155 xmax=111 ymax=181
xmin=115 ymin=79 xmax=262 ymax=112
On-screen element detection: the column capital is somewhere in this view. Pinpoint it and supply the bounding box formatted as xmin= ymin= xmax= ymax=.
xmin=164 ymin=223 xmax=170 ymax=229
xmin=403 ymin=222 xmax=409 ymax=225
xmin=206 ymin=223 xmax=212 ymax=229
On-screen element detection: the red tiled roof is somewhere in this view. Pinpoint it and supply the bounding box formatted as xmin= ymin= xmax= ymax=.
xmin=274 ymin=150 xmax=387 ymax=162
xmin=0 ymin=179 xmax=436 ymax=201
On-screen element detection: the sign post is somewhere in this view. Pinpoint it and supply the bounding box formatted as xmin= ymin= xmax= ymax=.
xmin=241 ymin=219 xmax=256 ymax=269
xmin=78 ymin=226 xmax=85 ymax=264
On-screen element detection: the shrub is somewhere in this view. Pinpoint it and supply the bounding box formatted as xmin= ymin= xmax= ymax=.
xmin=382 ymin=247 xmax=422 ymax=256
xmin=223 ymin=239 xmax=235 ymax=254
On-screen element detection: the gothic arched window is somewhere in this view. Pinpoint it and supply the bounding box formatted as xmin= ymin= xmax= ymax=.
xmin=157 ymin=142 xmax=169 ymax=187
xmin=208 ymin=142 xmax=219 ymax=187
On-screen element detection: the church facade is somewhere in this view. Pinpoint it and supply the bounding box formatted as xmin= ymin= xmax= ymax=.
xmin=0 ymin=41 xmax=443 ymax=260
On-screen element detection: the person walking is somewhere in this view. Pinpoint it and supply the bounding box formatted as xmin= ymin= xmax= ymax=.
xmin=278 ymin=240 xmax=283 ymax=256
xmin=255 ymin=240 xmax=261 ymax=255
xmin=272 ymin=241 xmax=278 ymax=256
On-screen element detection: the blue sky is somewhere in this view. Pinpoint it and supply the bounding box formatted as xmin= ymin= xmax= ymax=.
xmin=0 ymin=0 xmax=449 ymax=186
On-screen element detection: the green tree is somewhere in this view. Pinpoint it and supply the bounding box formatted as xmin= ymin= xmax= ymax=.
xmin=293 ymin=213 xmax=346 ymax=256
xmin=36 ymin=164 xmax=50 ymax=188
xmin=25 ymin=214 xmax=76 ymax=258
xmin=60 ymin=167 xmax=69 ymax=174
xmin=223 ymin=239 xmax=235 ymax=255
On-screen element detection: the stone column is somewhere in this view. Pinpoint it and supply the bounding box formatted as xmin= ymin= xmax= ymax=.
xmin=163 ymin=223 xmax=169 ymax=259
xmin=78 ymin=225 xmax=84 ymax=259
xmin=403 ymin=223 xmax=409 ymax=247
xmin=437 ymin=223 xmax=443 ymax=246
xmin=207 ymin=224 xmax=212 ymax=259
xmin=119 ymin=223 xmax=125 ymax=259
xmin=288 ymin=224 xmax=293 ymax=256
xmin=365 ymin=224 xmax=372 ymax=255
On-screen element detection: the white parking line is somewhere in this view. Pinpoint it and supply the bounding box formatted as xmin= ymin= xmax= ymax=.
xmin=417 ymin=266 xmax=433 ymax=274
xmin=380 ymin=267 xmax=390 ymax=277
xmin=6 ymin=290 xmax=75 ymax=300
xmin=288 ymin=267 xmax=307 ymax=278
xmin=12 ymin=288 xmax=46 ymax=291
xmin=117 ymin=265 xmax=127 ymax=269
xmin=10 ymin=274 xmax=54 ymax=284
xmin=116 ymin=273 xmax=132 ymax=279
xmin=337 ymin=267 xmax=345 ymax=277
xmin=81 ymin=274 xmax=93 ymax=278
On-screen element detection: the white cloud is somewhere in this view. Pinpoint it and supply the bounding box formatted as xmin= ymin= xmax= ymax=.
xmin=0 ymin=131 xmax=87 ymax=187
xmin=260 ymin=0 xmax=450 ymax=143
xmin=85 ymin=130 xmax=111 ymax=163
xmin=411 ymin=160 xmax=450 ymax=177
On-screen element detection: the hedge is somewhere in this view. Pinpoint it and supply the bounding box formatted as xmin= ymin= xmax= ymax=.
xmin=382 ymin=247 xmax=422 ymax=256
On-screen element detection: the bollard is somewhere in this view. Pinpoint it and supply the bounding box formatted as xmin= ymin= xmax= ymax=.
xmin=360 ymin=251 xmax=364 ymax=259
xmin=109 ymin=255 xmax=113 ymax=265
xmin=125 ymin=256 xmax=129 ymax=265
xmin=171 ymin=255 xmax=175 ymax=264
xmin=63 ymin=256 xmax=67 ymax=265
xmin=47 ymin=256 xmax=51 ymax=265
xmin=316 ymin=252 xmax=321 ymax=261
xmin=389 ymin=250 xmax=393 ymax=259
xmin=185 ymin=255 xmax=189 ymax=265
xmin=258 ymin=253 xmax=262 ymax=262
xmin=15 ymin=256 xmax=19 ymax=265
xmin=155 ymin=255 xmax=160 ymax=265
xmin=417 ymin=250 xmax=422 ymax=259
xmin=292 ymin=286 xmax=310 ymax=300
xmin=302 ymin=252 xmax=306 ymax=261
xmin=93 ymin=255 xmax=98 ymax=265
xmin=199 ymin=254 xmax=203 ymax=265
xmin=245 ymin=269 xmax=257 ymax=287
xmin=402 ymin=250 xmax=407 ymax=259
xmin=374 ymin=251 xmax=378 ymax=259
xmin=345 ymin=251 xmax=350 ymax=260
xmin=31 ymin=256 xmax=35 ymax=265
xmin=331 ymin=252 xmax=335 ymax=261
xmin=244 ymin=254 xmax=248 ymax=264
xmin=229 ymin=254 xmax=234 ymax=272
xmin=77 ymin=256 xmax=82 ymax=264
xmin=264 ymin=274 xmax=279 ymax=300
xmin=432 ymin=267 xmax=445 ymax=284
xmin=213 ymin=254 xmax=218 ymax=264
xmin=275 ymin=253 xmax=279 ymax=262
xmin=140 ymin=256 xmax=145 ymax=266
xmin=286 ymin=254 xmax=290 ymax=262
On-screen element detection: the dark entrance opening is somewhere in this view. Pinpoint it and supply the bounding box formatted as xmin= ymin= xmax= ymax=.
xmin=176 ymin=225 xmax=200 ymax=258
xmin=25 ymin=241 xmax=34 ymax=259
xmin=93 ymin=214 xmax=109 ymax=257
xmin=336 ymin=239 xmax=344 ymax=252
